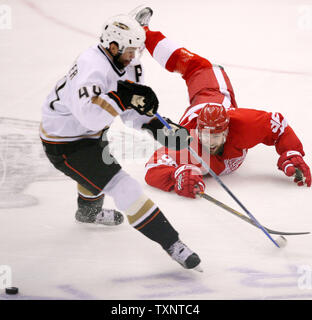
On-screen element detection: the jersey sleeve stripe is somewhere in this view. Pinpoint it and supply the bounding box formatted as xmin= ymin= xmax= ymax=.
xmin=91 ymin=96 xmax=119 ymax=117
xmin=107 ymin=91 xmax=127 ymax=111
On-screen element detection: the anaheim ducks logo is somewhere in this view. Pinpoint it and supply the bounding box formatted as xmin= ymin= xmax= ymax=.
xmin=113 ymin=22 xmax=129 ymax=30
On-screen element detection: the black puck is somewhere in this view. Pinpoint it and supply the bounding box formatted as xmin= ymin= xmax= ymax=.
xmin=5 ymin=287 xmax=19 ymax=295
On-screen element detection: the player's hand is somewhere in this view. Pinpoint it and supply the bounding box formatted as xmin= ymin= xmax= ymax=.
xmin=142 ymin=117 xmax=192 ymax=150
xmin=115 ymin=80 xmax=158 ymax=116
xmin=277 ymin=150 xmax=311 ymax=187
xmin=173 ymin=164 xmax=205 ymax=198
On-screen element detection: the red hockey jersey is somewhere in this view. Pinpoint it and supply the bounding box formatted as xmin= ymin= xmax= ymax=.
xmin=145 ymin=108 xmax=304 ymax=192
xmin=143 ymin=28 xmax=305 ymax=192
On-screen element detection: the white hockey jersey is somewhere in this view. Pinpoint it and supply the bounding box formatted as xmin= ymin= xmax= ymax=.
xmin=40 ymin=44 xmax=152 ymax=142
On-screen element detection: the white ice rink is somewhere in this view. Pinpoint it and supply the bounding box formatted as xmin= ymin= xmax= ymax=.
xmin=1 ymin=0 xmax=312 ymax=300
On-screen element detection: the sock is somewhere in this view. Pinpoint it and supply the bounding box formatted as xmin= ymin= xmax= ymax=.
xmin=126 ymin=195 xmax=179 ymax=250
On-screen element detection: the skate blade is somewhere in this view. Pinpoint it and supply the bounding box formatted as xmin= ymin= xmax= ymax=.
xmin=128 ymin=5 xmax=149 ymax=17
xmin=193 ymin=265 xmax=203 ymax=273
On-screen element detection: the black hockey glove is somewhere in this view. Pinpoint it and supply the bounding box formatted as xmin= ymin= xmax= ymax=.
xmin=142 ymin=117 xmax=192 ymax=150
xmin=108 ymin=80 xmax=158 ymax=116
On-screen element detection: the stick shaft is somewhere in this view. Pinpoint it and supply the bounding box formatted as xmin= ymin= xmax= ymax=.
xmin=155 ymin=113 xmax=171 ymax=129
xmin=188 ymin=145 xmax=280 ymax=247
xmin=199 ymin=193 xmax=310 ymax=236
xmin=155 ymin=112 xmax=280 ymax=247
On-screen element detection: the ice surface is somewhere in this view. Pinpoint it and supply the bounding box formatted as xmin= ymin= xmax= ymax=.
xmin=0 ymin=0 xmax=312 ymax=300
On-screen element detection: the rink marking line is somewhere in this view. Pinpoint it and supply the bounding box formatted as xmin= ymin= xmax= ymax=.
xmin=21 ymin=0 xmax=95 ymax=39
xmin=221 ymin=63 xmax=312 ymax=77
xmin=21 ymin=0 xmax=312 ymax=77
xmin=57 ymin=284 xmax=96 ymax=299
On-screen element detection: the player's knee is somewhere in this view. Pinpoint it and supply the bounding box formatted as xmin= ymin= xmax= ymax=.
xmin=102 ymin=170 xmax=144 ymax=211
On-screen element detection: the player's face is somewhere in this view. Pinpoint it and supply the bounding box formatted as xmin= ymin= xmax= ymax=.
xmin=199 ymin=129 xmax=228 ymax=155
xmin=119 ymin=47 xmax=138 ymax=67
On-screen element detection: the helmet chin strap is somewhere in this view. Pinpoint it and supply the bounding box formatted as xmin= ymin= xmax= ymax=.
xmin=105 ymin=45 xmax=125 ymax=70
xmin=112 ymin=52 xmax=125 ymax=70
xmin=222 ymin=128 xmax=229 ymax=143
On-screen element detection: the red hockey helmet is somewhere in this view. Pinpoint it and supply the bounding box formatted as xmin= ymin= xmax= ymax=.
xmin=197 ymin=104 xmax=230 ymax=133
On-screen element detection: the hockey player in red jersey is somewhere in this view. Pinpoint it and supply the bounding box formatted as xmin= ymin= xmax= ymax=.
xmin=131 ymin=7 xmax=311 ymax=199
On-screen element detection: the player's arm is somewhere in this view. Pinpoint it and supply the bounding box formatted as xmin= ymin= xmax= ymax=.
xmin=145 ymin=149 xmax=178 ymax=192
xmin=112 ymin=80 xmax=192 ymax=150
xmin=69 ymin=76 xmax=157 ymax=133
xmin=119 ymin=61 xmax=156 ymax=130
xmin=67 ymin=55 xmax=158 ymax=131
xmin=68 ymin=61 xmax=124 ymax=131
xmin=72 ymin=90 xmax=123 ymax=131
xmin=145 ymin=148 xmax=205 ymax=198
xmin=274 ymin=120 xmax=311 ymax=187
xmin=262 ymin=111 xmax=310 ymax=187
xmin=236 ymin=108 xmax=311 ymax=187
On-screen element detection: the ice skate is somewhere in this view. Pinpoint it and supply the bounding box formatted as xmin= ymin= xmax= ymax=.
xmin=129 ymin=5 xmax=153 ymax=27
xmin=75 ymin=195 xmax=124 ymax=226
xmin=166 ymin=240 xmax=202 ymax=272
xmin=76 ymin=207 xmax=124 ymax=226
xmin=94 ymin=208 xmax=124 ymax=226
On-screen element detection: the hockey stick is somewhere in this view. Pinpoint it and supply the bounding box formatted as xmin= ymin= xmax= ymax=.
xmin=198 ymin=192 xmax=310 ymax=236
xmin=155 ymin=112 xmax=281 ymax=248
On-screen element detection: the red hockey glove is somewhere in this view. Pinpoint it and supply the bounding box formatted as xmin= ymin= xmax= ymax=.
xmin=277 ymin=150 xmax=311 ymax=187
xmin=173 ymin=164 xmax=205 ymax=198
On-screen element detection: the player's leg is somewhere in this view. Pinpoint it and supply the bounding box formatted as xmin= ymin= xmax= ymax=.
xmin=42 ymin=137 xmax=123 ymax=226
xmin=42 ymin=137 xmax=201 ymax=269
xmin=130 ymin=6 xmax=202 ymax=76
xmin=102 ymin=169 xmax=201 ymax=269
xmin=76 ymin=184 xmax=123 ymax=226
xmin=132 ymin=6 xmax=238 ymax=109
xmin=132 ymin=6 xmax=212 ymax=80
xmin=144 ymin=28 xmax=212 ymax=79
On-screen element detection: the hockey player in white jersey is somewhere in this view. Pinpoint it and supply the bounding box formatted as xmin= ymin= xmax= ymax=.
xmin=40 ymin=14 xmax=201 ymax=270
